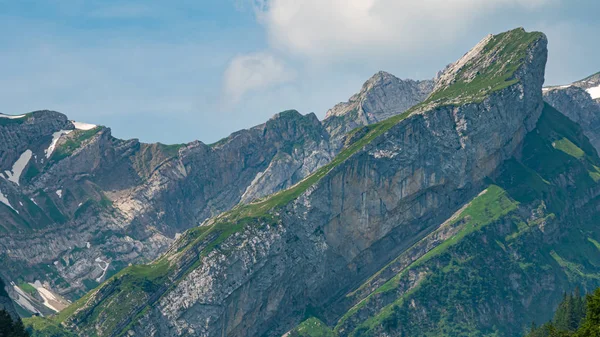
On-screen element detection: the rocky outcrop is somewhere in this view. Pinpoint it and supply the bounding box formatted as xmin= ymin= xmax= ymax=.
xmin=63 ymin=28 xmax=548 ymax=337
xmin=573 ymin=71 xmax=600 ymax=99
xmin=544 ymin=84 xmax=600 ymax=152
xmin=323 ymin=72 xmax=433 ymax=148
xmin=0 ymin=278 xmax=18 ymax=321
xmin=0 ymin=110 xmax=72 ymax=172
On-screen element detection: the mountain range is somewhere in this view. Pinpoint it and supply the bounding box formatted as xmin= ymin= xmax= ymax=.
xmin=1 ymin=27 xmax=600 ymax=337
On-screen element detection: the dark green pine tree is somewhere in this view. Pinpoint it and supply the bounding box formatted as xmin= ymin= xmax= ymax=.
xmin=576 ymin=288 xmax=600 ymax=337
xmin=571 ymin=287 xmax=586 ymax=331
xmin=526 ymin=288 xmax=588 ymax=337
xmin=0 ymin=309 xmax=29 ymax=337
xmin=554 ymin=292 xmax=572 ymax=331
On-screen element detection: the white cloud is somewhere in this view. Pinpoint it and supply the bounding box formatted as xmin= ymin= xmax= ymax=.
xmin=223 ymin=52 xmax=296 ymax=104
xmin=252 ymin=0 xmax=556 ymax=62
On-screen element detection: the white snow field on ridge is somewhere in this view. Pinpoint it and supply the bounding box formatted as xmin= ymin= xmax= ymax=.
xmin=587 ymin=85 xmax=600 ymax=99
xmin=72 ymin=121 xmax=97 ymax=130
xmin=0 ymin=113 xmax=26 ymax=119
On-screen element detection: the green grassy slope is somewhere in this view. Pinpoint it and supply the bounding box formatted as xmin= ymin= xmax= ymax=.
xmin=427 ymin=29 xmax=543 ymax=105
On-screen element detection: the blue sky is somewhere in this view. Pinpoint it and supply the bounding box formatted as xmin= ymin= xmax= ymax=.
xmin=0 ymin=0 xmax=598 ymax=144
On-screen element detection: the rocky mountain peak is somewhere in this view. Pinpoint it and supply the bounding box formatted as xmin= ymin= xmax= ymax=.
xmin=575 ymin=71 xmax=600 ymax=88
xmin=324 ymin=72 xmax=433 ymax=120
xmin=430 ymin=28 xmax=547 ymax=105
xmin=433 ymin=33 xmax=494 ymax=91
xmin=269 ymin=109 xmax=302 ymax=120
xmin=322 ymin=71 xmax=434 ymax=147
xmin=543 ymin=71 xmax=600 ymax=96
xmin=574 ymin=71 xmax=600 ymax=101
xmin=362 ymin=70 xmax=399 ymax=88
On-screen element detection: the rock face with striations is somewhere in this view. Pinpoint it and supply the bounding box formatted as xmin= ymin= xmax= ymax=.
xmin=543 ymin=73 xmax=600 ymax=152
xmin=0 ymin=109 xmax=333 ymax=300
xmin=323 ymin=71 xmax=434 ymax=148
xmin=60 ymin=28 xmax=549 ymax=337
xmin=0 ymin=278 xmax=19 ymax=321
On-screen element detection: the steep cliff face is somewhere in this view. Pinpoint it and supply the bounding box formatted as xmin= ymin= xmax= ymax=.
xmin=57 ymin=28 xmax=549 ymax=337
xmin=0 ymin=277 xmax=30 ymax=337
xmin=323 ymin=72 xmax=434 ymax=148
xmin=0 ymin=277 xmax=19 ymax=321
xmin=543 ymin=73 xmax=600 ymax=152
xmin=326 ymin=103 xmax=600 ymax=337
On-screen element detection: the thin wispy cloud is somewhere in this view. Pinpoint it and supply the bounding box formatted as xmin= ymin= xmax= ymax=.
xmin=223 ymin=52 xmax=296 ymax=105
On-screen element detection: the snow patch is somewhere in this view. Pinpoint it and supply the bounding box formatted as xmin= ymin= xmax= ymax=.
xmin=543 ymin=84 xmax=572 ymax=91
xmin=587 ymin=85 xmax=600 ymax=100
xmin=371 ymin=149 xmax=399 ymax=159
xmin=86 ymin=241 xmax=91 ymax=249
xmin=56 ymin=189 xmax=63 ymax=198
xmin=95 ymin=257 xmax=110 ymax=282
xmin=0 ymin=188 xmax=15 ymax=211
xmin=72 ymin=121 xmax=97 ymax=130
xmin=3 ymin=150 xmax=32 ymax=185
xmin=0 ymin=113 xmax=26 ymax=119
xmin=30 ymin=282 xmax=68 ymax=312
xmin=45 ymin=130 xmax=72 ymax=159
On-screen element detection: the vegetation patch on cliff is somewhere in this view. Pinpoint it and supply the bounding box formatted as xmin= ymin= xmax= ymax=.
xmin=427 ymin=28 xmax=544 ymax=105
xmin=290 ymin=317 xmax=336 ymax=337
xmin=51 ymin=127 xmax=102 ymax=162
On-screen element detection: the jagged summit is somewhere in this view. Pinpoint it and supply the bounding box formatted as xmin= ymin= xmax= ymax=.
xmin=323 ymin=71 xmax=434 ymax=145
xmin=578 ymin=71 xmax=600 ymax=86
xmin=543 ymin=71 xmax=600 ymax=95
xmin=324 ymin=71 xmax=433 ymax=120
xmin=574 ymin=71 xmax=600 ymax=100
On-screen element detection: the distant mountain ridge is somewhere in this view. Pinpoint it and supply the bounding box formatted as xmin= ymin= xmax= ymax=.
xmin=0 ymin=65 xmax=432 ymax=313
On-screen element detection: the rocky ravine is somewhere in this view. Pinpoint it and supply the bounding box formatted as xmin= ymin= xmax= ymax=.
xmin=60 ymin=28 xmax=548 ymax=337
xmin=0 ymin=71 xmax=432 ymax=309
